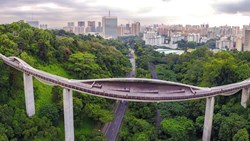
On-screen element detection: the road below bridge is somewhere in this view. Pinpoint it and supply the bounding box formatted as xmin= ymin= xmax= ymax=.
xmin=149 ymin=63 xmax=163 ymax=127
xmin=104 ymin=49 xmax=135 ymax=141
xmin=1 ymin=51 xmax=250 ymax=141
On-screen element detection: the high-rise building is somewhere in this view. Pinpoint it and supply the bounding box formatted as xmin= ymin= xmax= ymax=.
xmin=27 ymin=21 xmax=39 ymax=28
xmin=85 ymin=26 xmax=91 ymax=33
xmin=75 ymin=26 xmax=85 ymax=35
xmin=126 ymin=24 xmax=130 ymax=30
xmin=236 ymin=37 xmax=242 ymax=51
xmin=143 ymin=31 xmax=164 ymax=46
xmin=102 ymin=16 xmax=118 ymax=38
xmin=98 ymin=22 xmax=101 ymax=27
xmin=96 ymin=22 xmax=102 ymax=32
xmin=132 ymin=22 xmax=140 ymax=36
xmin=118 ymin=24 xmax=124 ymax=36
xmin=64 ymin=22 xmax=75 ymax=33
xmin=88 ymin=21 xmax=96 ymax=32
xmin=125 ymin=24 xmax=131 ymax=34
xmin=232 ymin=26 xmax=240 ymax=36
xmin=244 ymin=28 xmax=250 ymax=51
xmin=187 ymin=33 xmax=200 ymax=43
xmin=68 ymin=22 xmax=74 ymax=27
xmin=78 ymin=21 xmax=85 ymax=27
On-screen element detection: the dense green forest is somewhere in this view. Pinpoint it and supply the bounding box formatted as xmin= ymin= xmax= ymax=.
xmin=1 ymin=21 xmax=250 ymax=141
xmin=0 ymin=21 xmax=131 ymax=140
xmin=118 ymin=39 xmax=250 ymax=141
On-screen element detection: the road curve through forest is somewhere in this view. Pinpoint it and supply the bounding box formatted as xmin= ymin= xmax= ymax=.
xmin=104 ymin=49 xmax=135 ymax=141
xmin=149 ymin=63 xmax=163 ymax=127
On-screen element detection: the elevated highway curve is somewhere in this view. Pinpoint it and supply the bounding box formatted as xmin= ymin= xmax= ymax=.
xmin=1 ymin=53 xmax=250 ymax=141
xmin=1 ymin=54 xmax=249 ymax=102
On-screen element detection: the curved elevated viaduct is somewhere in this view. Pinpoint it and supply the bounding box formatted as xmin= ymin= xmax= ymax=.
xmin=0 ymin=54 xmax=249 ymax=141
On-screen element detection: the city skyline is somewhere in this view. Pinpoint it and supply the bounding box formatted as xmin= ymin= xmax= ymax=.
xmin=1 ymin=0 xmax=250 ymax=28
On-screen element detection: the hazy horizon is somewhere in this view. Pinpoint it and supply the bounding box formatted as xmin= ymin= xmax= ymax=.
xmin=1 ymin=0 xmax=250 ymax=28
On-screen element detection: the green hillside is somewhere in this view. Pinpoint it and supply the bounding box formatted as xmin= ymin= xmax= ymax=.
xmin=0 ymin=21 xmax=131 ymax=140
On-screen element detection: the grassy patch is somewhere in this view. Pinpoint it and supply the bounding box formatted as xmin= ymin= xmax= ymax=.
xmin=37 ymin=63 xmax=71 ymax=78
xmin=33 ymin=63 xmax=96 ymax=139
xmin=75 ymin=116 xmax=96 ymax=136
xmin=33 ymin=63 xmax=70 ymax=110
xmin=57 ymin=115 xmax=95 ymax=139
xmin=33 ymin=79 xmax=53 ymax=111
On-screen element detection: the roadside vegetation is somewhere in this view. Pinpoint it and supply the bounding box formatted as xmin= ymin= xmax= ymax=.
xmin=118 ymin=38 xmax=250 ymax=141
xmin=0 ymin=21 xmax=131 ymax=140
xmin=1 ymin=21 xmax=250 ymax=141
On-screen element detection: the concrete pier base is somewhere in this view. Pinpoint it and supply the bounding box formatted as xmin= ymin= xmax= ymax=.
xmin=23 ymin=73 xmax=35 ymax=117
xmin=202 ymin=97 xmax=215 ymax=141
xmin=63 ymin=88 xmax=74 ymax=141
xmin=241 ymin=88 xmax=250 ymax=108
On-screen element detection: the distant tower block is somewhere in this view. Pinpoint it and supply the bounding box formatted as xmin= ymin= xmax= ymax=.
xmin=102 ymin=11 xmax=118 ymax=39
xmin=244 ymin=28 xmax=250 ymax=51
xmin=23 ymin=73 xmax=35 ymax=117
xmin=236 ymin=37 xmax=242 ymax=51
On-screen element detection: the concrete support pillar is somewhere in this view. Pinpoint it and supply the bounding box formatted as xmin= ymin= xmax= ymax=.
xmin=63 ymin=88 xmax=74 ymax=141
xmin=23 ymin=73 xmax=35 ymax=117
xmin=202 ymin=97 xmax=215 ymax=141
xmin=241 ymin=88 xmax=250 ymax=108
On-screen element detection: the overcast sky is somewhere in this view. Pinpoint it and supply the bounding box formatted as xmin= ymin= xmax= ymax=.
xmin=1 ymin=0 xmax=250 ymax=28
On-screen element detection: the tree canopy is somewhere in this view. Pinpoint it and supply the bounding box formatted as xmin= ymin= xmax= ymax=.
xmin=0 ymin=21 xmax=131 ymax=140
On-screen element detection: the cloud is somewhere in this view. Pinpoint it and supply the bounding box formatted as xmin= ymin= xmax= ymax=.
xmin=136 ymin=7 xmax=154 ymax=14
xmin=1 ymin=0 xmax=249 ymax=27
xmin=0 ymin=0 xmax=131 ymax=27
xmin=214 ymin=0 xmax=250 ymax=14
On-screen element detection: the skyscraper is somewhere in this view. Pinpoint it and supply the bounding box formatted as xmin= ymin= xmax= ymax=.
xmin=78 ymin=21 xmax=85 ymax=27
xmin=244 ymin=28 xmax=250 ymax=51
xmin=68 ymin=22 xmax=74 ymax=27
xmin=98 ymin=21 xmax=101 ymax=27
xmin=126 ymin=24 xmax=130 ymax=30
xmin=124 ymin=23 xmax=131 ymax=34
xmin=118 ymin=24 xmax=124 ymax=36
xmin=102 ymin=15 xmax=118 ymax=39
xmin=88 ymin=21 xmax=96 ymax=32
xmin=236 ymin=37 xmax=242 ymax=51
xmin=96 ymin=22 xmax=102 ymax=32
xmin=63 ymin=22 xmax=75 ymax=33
xmin=132 ymin=22 xmax=140 ymax=36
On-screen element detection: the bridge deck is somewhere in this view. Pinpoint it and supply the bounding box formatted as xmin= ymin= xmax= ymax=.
xmin=0 ymin=54 xmax=249 ymax=102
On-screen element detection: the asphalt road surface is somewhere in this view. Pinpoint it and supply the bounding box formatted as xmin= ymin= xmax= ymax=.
xmin=149 ymin=63 xmax=163 ymax=127
xmin=149 ymin=62 xmax=158 ymax=79
xmin=105 ymin=49 xmax=135 ymax=141
xmin=105 ymin=101 xmax=128 ymax=141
